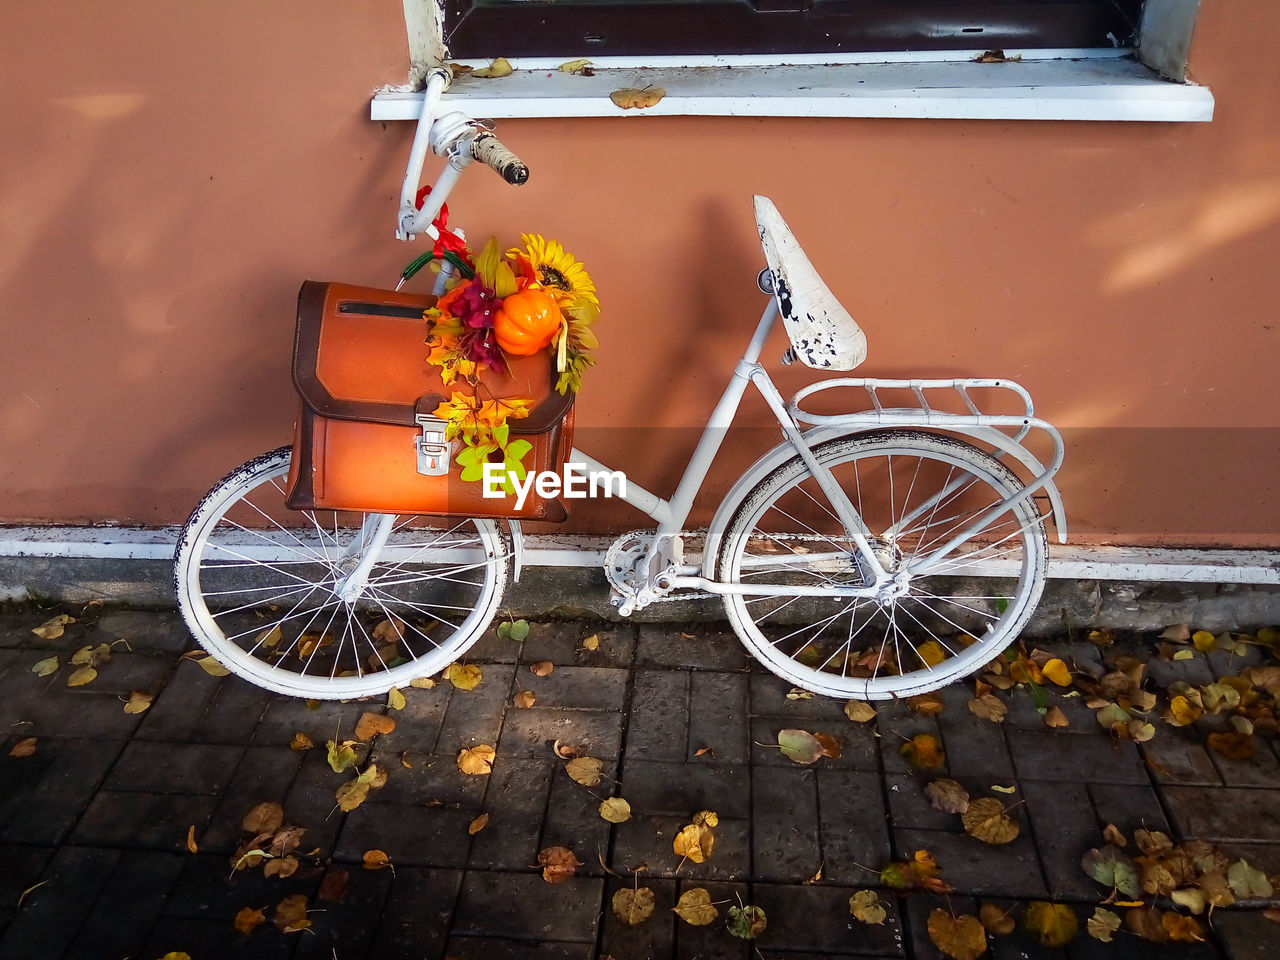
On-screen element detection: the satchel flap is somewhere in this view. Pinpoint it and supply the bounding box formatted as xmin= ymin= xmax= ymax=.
xmin=294 ymin=280 xmax=572 ymax=432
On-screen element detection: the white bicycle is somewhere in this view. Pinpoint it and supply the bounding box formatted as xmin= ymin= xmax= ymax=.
xmin=174 ymin=68 xmax=1066 ymax=702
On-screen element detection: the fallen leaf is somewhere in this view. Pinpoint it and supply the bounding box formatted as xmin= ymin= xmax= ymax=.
xmin=264 ymin=855 xmax=299 ymax=879
xmin=673 ymin=822 xmax=715 ymax=863
xmin=844 ymin=700 xmax=877 ymax=722
xmin=473 ymin=57 xmax=513 ymax=79
xmin=289 ymin=732 xmax=313 ymax=751
xmin=813 ymin=732 xmax=843 ymax=760
xmin=1192 ymin=630 xmax=1217 ymax=653
xmin=1208 ymin=731 xmax=1255 ymax=760
xmin=1040 ymin=659 xmax=1072 ymax=686
xmin=273 ymin=893 xmax=311 ymax=932
xmin=880 ymin=849 xmax=954 ymax=894
xmin=318 ymin=868 xmax=349 ymax=902
xmin=234 ymin=906 xmax=266 ymax=935
xmin=1170 ymin=887 xmax=1205 ymax=915
xmin=906 ymin=692 xmax=945 ymax=715
xmin=1227 ymin=858 xmax=1274 ymax=898
xmin=674 ymin=887 xmax=719 ymax=925
xmin=612 ymin=886 xmax=655 ymax=926
xmin=457 ymin=744 xmax=496 ymax=775
xmin=538 ymin=845 xmax=582 ymax=883
xmin=726 ymin=904 xmax=767 ymax=940
xmin=123 ymin=690 xmax=153 ymax=714
xmin=610 ymin=87 xmax=666 ymax=110
xmin=445 ymin=662 xmax=483 ymax=690
xmin=193 ymin=654 xmax=230 ymax=677
xmin=1159 ymin=624 xmax=1191 ymax=642
xmin=387 ymin=687 xmax=406 ymax=711
xmin=513 ymin=690 xmax=536 ymax=708
xmin=565 ymin=756 xmax=604 ymax=786
xmin=497 ymin=618 xmax=530 ymax=642
xmin=599 ymin=797 xmax=632 ymax=823
xmin=962 ymin=797 xmax=1019 ymax=845
xmin=529 ymin=661 xmax=554 ymax=677
xmin=925 ymin=779 xmax=971 ymax=815
xmin=269 ymin=825 xmax=306 ymax=857
xmin=32 ymin=614 xmax=75 ymax=639
xmin=1163 ymin=911 xmax=1204 ymax=942
xmin=927 ymin=909 xmax=987 ymax=960
xmin=1024 ymin=901 xmax=1077 ymax=947
xmin=1042 ymin=705 xmax=1069 ymax=728
xmin=243 ymin=802 xmax=285 ymax=835
xmin=1087 ymin=907 xmax=1121 ymax=942
xmin=582 ymin=634 xmax=600 ymax=651
xmin=1167 ymin=695 xmax=1202 ymax=726
xmin=31 ymin=656 xmax=59 ymax=677
xmin=849 ymin=889 xmax=887 ymax=924
xmin=990 ymin=784 xmax=1016 ymax=794
xmin=973 ymin=49 xmax=1022 ymax=63
xmin=967 ymin=694 xmax=1007 ymax=723
xmin=327 ymin=739 xmax=358 ymax=773
xmin=1264 ymin=908 xmax=1280 ymax=923
xmin=1102 ymin=824 xmax=1127 ymax=848
xmin=67 ymin=666 xmax=97 ymax=687
xmin=1134 ymin=829 xmax=1173 ymax=857
xmin=787 ymin=687 xmax=816 ymax=700
xmin=916 ymin=639 xmax=948 ymax=668
xmin=776 ymin=728 xmax=824 ymax=764
xmin=468 ymin=813 xmax=490 ymax=835
xmin=1081 ymin=846 xmax=1141 ymax=897
xmin=409 ymin=676 xmax=435 ymax=689
xmin=362 ymin=849 xmax=392 ymax=871
xmin=186 ymin=824 xmax=199 ymax=854
xmin=1126 ymin=907 xmax=1170 ymax=943
xmin=1126 ymin=719 xmax=1156 ymax=743
xmin=354 ymin=712 xmax=396 ymax=740
xmin=901 ymin=733 xmax=946 ymax=769
xmin=979 ymin=903 xmax=1015 ymax=936
xmin=1172 ymin=649 xmax=1197 ymax=661
xmin=558 ymin=58 xmax=595 ymax=76
xmin=9 ymin=737 xmax=37 ymax=758
xmin=335 ymin=779 xmax=370 ymax=812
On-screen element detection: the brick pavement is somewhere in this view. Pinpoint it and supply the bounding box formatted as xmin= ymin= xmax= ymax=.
xmin=0 ymin=608 xmax=1278 ymax=959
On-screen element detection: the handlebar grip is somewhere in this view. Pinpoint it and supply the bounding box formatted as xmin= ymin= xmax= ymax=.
xmin=469 ymin=133 xmax=530 ymax=186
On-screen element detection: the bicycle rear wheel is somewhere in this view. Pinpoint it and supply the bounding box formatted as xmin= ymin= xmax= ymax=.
xmin=174 ymin=447 xmax=507 ymax=699
xmin=719 ymin=431 xmax=1048 ymax=699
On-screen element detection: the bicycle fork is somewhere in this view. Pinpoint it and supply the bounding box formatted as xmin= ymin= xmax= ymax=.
xmin=334 ymin=514 xmax=396 ymax=603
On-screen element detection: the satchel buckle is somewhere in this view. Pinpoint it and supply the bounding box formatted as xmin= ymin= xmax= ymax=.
xmin=414 ymin=415 xmax=453 ymax=476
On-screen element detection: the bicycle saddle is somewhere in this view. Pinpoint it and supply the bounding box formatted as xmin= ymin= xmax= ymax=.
xmin=754 ymin=195 xmax=867 ymax=371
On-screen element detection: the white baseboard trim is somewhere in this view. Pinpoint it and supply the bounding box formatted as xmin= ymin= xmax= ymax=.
xmin=0 ymin=526 xmax=1277 ymax=585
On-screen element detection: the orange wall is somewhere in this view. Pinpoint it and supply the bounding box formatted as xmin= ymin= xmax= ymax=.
xmin=2 ymin=2 xmax=1278 ymax=545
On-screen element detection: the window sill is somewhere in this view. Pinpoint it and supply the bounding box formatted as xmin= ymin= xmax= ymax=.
xmin=370 ymin=50 xmax=1214 ymax=123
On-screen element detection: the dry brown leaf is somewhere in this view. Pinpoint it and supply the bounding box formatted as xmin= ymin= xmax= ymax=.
xmin=273 ymin=893 xmax=311 ymax=933
xmin=513 ymin=690 xmax=536 ymax=708
xmin=1163 ymin=911 xmax=1204 ymax=942
xmin=674 ymin=887 xmax=719 ymax=925
xmin=599 ymin=797 xmax=632 ymax=823
xmin=186 ymin=824 xmax=199 ymax=854
xmin=242 ymin=802 xmax=285 ymax=835
xmin=610 ymin=87 xmax=666 ymax=109
xmin=973 ymin=49 xmax=1022 ymax=63
xmin=1087 ymin=907 xmax=1121 ymax=942
xmin=473 ymin=57 xmax=514 ymax=79
xmin=1159 ymin=623 xmax=1191 ymax=642
xmin=193 ymin=654 xmax=231 ymax=677
xmin=927 ymin=908 xmax=988 ymax=960
xmin=565 ymin=756 xmax=604 ymax=786
xmin=962 ymin=797 xmax=1020 ymax=845
xmin=1125 ymin=907 xmax=1170 ymax=943
xmin=813 ymin=732 xmax=843 ymax=760
xmin=264 ymin=855 xmax=299 ymax=879
xmin=468 ymin=813 xmax=490 ymax=835
xmin=1102 ymin=824 xmax=1127 ymax=848
xmin=32 ymin=614 xmax=75 ymax=639
xmin=849 ymin=889 xmax=888 ymax=925
xmin=445 ymin=662 xmax=483 ymax=690
xmin=880 ymin=849 xmax=953 ymax=894
xmin=362 ymin=849 xmax=392 ymax=870
xmin=1134 ymin=829 xmax=1173 ymax=857
xmin=906 ymin=693 xmax=945 ymax=715
xmin=318 ymin=868 xmax=349 ymax=902
xmin=1207 ymin=731 xmax=1255 ymax=760
xmin=269 ymin=825 xmax=306 ymax=857
xmin=901 ymin=733 xmax=946 ymax=769
xmin=123 ymin=690 xmax=153 ymax=714
xmin=967 ymin=694 xmax=1007 ymax=723
xmin=9 ymin=737 xmax=37 ymax=758
xmin=538 ymin=845 xmax=582 ymax=883
xmin=290 ymin=732 xmax=314 ymax=751
xmin=234 ymin=906 xmax=266 ymax=935
xmin=979 ymin=903 xmax=1015 ymax=936
xmin=458 ymin=744 xmax=496 ymax=775
xmin=354 ymin=712 xmax=396 ymax=740
xmin=612 ymin=886 xmax=655 ymax=926
xmin=925 ymin=778 xmax=971 ymax=815
xmin=372 ymin=617 xmax=405 ymax=642
xmin=582 ymin=634 xmax=600 ymax=651
xmin=844 ymin=700 xmax=877 ymax=722
xmin=67 ymin=666 xmax=97 ymax=687
xmin=1042 ymin=705 xmax=1069 ymax=728
xmin=530 ymin=661 xmax=554 ymax=677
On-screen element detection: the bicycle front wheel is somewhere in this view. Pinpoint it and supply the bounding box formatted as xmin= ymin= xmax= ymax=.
xmin=719 ymin=431 xmax=1048 ymax=699
xmin=175 ymin=447 xmax=507 ymax=699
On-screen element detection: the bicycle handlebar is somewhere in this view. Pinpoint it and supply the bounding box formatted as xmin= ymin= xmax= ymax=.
xmin=470 ymin=133 xmax=530 ymax=186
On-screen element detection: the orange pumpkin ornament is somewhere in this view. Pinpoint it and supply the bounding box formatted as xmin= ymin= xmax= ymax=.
xmin=494 ymin=289 xmax=563 ymax=355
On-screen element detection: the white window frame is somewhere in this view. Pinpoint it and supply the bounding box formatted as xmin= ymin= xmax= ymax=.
xmin=376 ymin=0 xmax=1211 ymax=123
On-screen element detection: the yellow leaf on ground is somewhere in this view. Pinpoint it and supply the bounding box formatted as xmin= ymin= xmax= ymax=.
xmin=335 ymin=779 xmax=370 ymax=812
xmin=445 ymin=662 xmax=484 ymax=690
xmin=1025 ymin=901 xmax=1078 ymax=947
xmin=354 ymin=712 xmax=396 ymax=740
xmin=1040 ymin=658 xmax=1072 ymax=686
xmin=458 ymin=744 xmax=496 ymax=775
xmin=901 ymin=734 xmax=946 ymax=770
xmin=362 ymin=849 xmax=392 ymax=870
xmin=612 ymin=886 xmax=655 ymax=926
xmin=917 ymin=640 xmax=947 ymax=668
xmin=326 ymin=739 xmax=358 ymax=773
xmin=927 ymin=909 xmax=987 ymax=960
xmin=1192 ymin=630 xmax=1217 ymax=653
xmin=31 ymin=656 xmax=59 ymax=677
xmin=234 ymin=906 xmax=266 ymax=935
xmin=610 ymin=87 xmax=666 ymax=109
xmin=537 ymin=845 xmax=582 ymax=883
xmin=70 ymin=642 xmax=111 ymax=666
xmin=906 ymin=692 xmax=945 ymax=715
xmin=123 ymin=690 xmax=153 ymax=714
xmin=582 ymin=633 xmax=600 ymax=651
xmin=675 ymin=887 xmax=719 ymax=925
xmin=599 ymin=797 xmax=632 ymax=823
xmin=967 ymin=694 xmax=1007 ymax=723
xmin=1163 ymin=911 xmax=1204 ymax=942
xmin=844 ymin=700 xmax=877 ymax=722
xmin=850 ymin=889 xmax=888 ymax=924
xmin=473 ymin=57 xmax=514 ymax=78
xmin=673 ymin=811 xmax=718 ymax=863
xmin=372 ymin=617 xmax=405 ymax=642
xmin=1043 ymin=705 xmax=1069 ymax=728
xmin=1208 ymin=731 xmax=1255 ymax=760
xmin=32 ymin=614 xmax=74 ymax=639
xmin=468 ymin=813 xmax=490 ymax=835
xmin=1087 ymin=907 xmax=1121 ymax=942
xmin=565 ymin=756 xmax=603 ymax=786
xmin=530 ymin=661 xmax=554 ymax=677
xmin=409 ymin=676 xmax=435 ymax=689
xmin=513 ymin=690 xmax=536 ymax=708
xmin=962 ymin=797 xmax=1020 ymax=845
xmin=186 ymin=825 xmax=199 ymax=854
xmin=255 ymin=625 xmax=283 ymax=648
xmin=273 ymin=893 xmax=311 ymax=932
xmin=193 ymin=655 xmax=230 ymax=677
xmin=290 ymin=732 xmax=314 ymax=751
xmin=9 ymin=737 xmax=37 ymax=758
xmin=979 ymin=903 xmax=1015 ymax=936
xmin=558 ymin=58 xmax=595 ymax=76
xmin=67 ymin=666 xmax=97 ymax=687
xmin=387 ymin=687 xmax=406 ymax=711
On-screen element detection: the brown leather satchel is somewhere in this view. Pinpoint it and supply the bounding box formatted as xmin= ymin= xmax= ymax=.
xmin=285 ymin=280 xmax=574 ymax=520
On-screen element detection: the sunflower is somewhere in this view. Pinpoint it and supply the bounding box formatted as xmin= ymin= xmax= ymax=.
xmin=508 ymin=234 xmax=599 ymax=307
